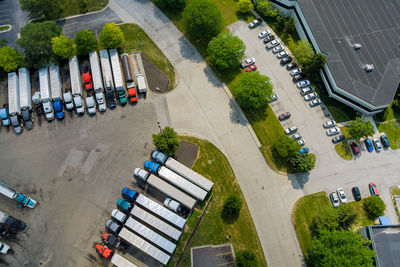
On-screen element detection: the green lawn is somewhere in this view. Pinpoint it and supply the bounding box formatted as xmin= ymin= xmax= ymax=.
xmin=170 ymin=136 xmax=266 ymax=267
xmin=0 ymin=25 xmax=9 ymax=31
xmin=292 ymin=192 xmax=376 ymax=261
xmin=61 ymin=0 xmax=108 ymax=17
xmin=335 ymin=142 xmax=352 ymax=160
xmin=120 ymin=24 xmax=176 ymax=91
xmin=391 ymin=186 xmax=400 ymax=221
xmin=375 ymin=106 xmax=400 ymax=149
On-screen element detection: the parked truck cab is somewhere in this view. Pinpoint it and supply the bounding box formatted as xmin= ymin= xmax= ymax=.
xmin=73 ymin=95 xmax=85 ymax=116
xmin=105 ymin=81 xmax=117 ymax=109
xmin=128 ymin=87 xmax=138 ymax=103
xmin=15 ymin=193 xmax=37 ymax=208
xmin=86 ymin=96 xmax=96 ymax=116
xmin=83 ymin=72 xmax=93 ymax=91
xmin=53 ymin=101 xmax=64 ymax=120
xmin=42 ymin=101 xmax=54 ymax=121
xmin=21 ymin=108 xmax=34 ymax=129
xmin=0 ymin=107 xmax=10 ymax=126
xmin=63 ymin=91 xmax=74 ymax=111
xmin=10 ymin=114 xmax=22 ymax=134
xmin=95 ymin=90 xmax=106 ymax=112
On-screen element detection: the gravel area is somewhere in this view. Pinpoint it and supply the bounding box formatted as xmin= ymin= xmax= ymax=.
xmin=141 ymin=54 xmax=169 ymax=94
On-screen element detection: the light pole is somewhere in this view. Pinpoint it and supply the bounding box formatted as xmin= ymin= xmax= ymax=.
xmin=157 ymin=121 xmax=162 ymax=132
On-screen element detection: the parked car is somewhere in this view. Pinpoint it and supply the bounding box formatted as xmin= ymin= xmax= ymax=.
xmin=332 ymin=135 xmax=345 ymax=143
xmin=269 ymin=93 xmax=278 ymax=102
xmin=105 ymin=219 xmax=121 ymax=235
xmin=380 ymin=135 xmax=390 ymax=148
xmin=278 ymin=112 xmax=291 ymax=121
xmin=290 ymin=68 xmax=302 ymax=76
xmin=337 ymin=188 xmax=347 ymax=203
xmin=286 ymin=62 xmax=297 ymax=70
xmin=268 ymin=39 xmax=280 ymax=48
xmin=364 ymin=138 xmax=374 ymax=152
xmin=297 ymin=80 xmax=310 ymax=88
xmin=330 ymin=192 xmax=340 ymax=207
xmin=309 ymin=99 xmax=322 ymax=107
xmin=292 ymin=73 xmax=307 ymax=82
xmin=258 ymin=30 xmax=271 ymax=38
xmin=352 ymin=187 xmax=361 ymax=201
xmin=299 ymin=147 xmax=309 ymax=154
xmin=240 ymin=58 xmax=255 ymax=68
xmin=280 ymin=56 xmax=292 ymax=65
xmin=291 ymin=133 xmax=302 ymax=140
xmin=369 ymin=182 xmax=379 ymax=196
xmin=263 ymin=35 xmax=275 ymax=43
xmin=300 ymin=86 xmax=313 ymax=96
xmin=111 ymin=209 xmax=127 ymax=224
xmin=277 ymin=51 xmax=288 ymax=59
xmin=245 ymin=65 xmax=257 ymax=72
xmin=304 ymin=92 xmax=317 ymax=101
xmin=249 ymin=18 xmax=262 ymax=28
xmin=117 ymin=198 xmax=131 ymax=213
xmin=272 ymin=45 xmax=284 ymax=53
xmin=323 ymin=120 xmax=336 ymax=128
xmin=285 ymin=126 xmax=298 ymax=134
xmin=373 ymin=139 xmax=382 ymax=151
xmin=350 ymin=141 xmax=359 ymax=155
xmin=0 ymin=241 xmax=10 ymax=255
xmin=122 ymin=187 xmax=137 ymax=202
xmin=326 ymin=127 xmax=340 ymax=136
xmin=298 ymin=139 xmax=305 ymax=146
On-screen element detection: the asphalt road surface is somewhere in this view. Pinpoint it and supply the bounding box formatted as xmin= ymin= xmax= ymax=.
xmin=0 ymin=0 xmax=28 ymax=47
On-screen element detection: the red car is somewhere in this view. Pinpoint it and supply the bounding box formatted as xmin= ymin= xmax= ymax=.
xmin=369 ymin=183 xmax=379 ymax=196
xmin=278 ymin=112 xmax=291 ymax=121
xmin=96 ymin=244 xmax=113 ymax=259
xmin=245 ymin=65 xmax=257 ymax=72
xmin=82 ymin=72 xmax=93 ymax=91
xmin=350 ymin=141 xmax=359 ymax=155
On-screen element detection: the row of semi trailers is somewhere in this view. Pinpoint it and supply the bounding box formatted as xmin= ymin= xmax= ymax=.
xmin=2 ymin=49 xmax=147 ymax=134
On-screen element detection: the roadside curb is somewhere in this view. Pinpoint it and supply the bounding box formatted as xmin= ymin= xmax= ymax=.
xmin=0 ymin=24 xmax=12 ymax=33
xmin=56 ymin=3 xmax=111 ymax=21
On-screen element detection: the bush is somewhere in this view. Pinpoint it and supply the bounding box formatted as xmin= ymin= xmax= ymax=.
xmin=347 ymin=118 xmax=374 ymax=141
xmin=75 ymin=29 xmax=98 ymax=55
xmin=152 ymin=127 xmax=180 ymax=156
xmin=256 ymin=0 xmax=277 ymax=18
xmin=222 ymin=195 xmax=243 ymax=220
xmin=0 ymin=46 xmax=23 ymax=72
xmin=237 ymin=0 xmax=253 ymax=13
xmin=289 ymin=153 xmax=315 ymax=173
xmin=52 ymin=34 xmax=77 ymax=59
xmin=207 ymin=32 xmax=245 ymax=70
xmin=274 ymin=135 xmax=301 ymax=160
xmin=363 ymin=196 xmax=386 ymax=218
xmin=99 ymin=22 xmax=125 ymax=49
xmin=235 ymin=250 xmax=258 ymax=267
xmin=155 ymin=0 xmax=187 ymax=9
xmin=337 ymin=204 xmax=358 ymax=230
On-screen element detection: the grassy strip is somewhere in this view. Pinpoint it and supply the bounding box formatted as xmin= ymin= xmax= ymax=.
xmin=292 ymin=192 xmax=375 ymax=260
xmin=391 ymin=187 xmax=400 ymax=221
xmin=170 ymin=136 xmax=267 ymax=267
xmin=0 ymin=25 xmax=9 ymax=31
xmin=120 ymin=24 xmax=176 ymax=91
xmin=61 ymin=0 xmax=108 ymax=17
xmin=335 ymin=142 xmax=352 ymax=160
xmin=375 ymin=106 xmax=400 ymax=149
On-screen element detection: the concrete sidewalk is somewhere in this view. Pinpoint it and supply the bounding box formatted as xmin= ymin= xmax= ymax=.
xmin=109 ymin=0 xmax=305 ymax=266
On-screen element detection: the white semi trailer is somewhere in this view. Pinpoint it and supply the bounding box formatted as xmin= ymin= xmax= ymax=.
xmin=38 ymin=66 xmax=54 ymax=122
xmin=69 ymin=56 xmax=85 ymax=115
xmin=89 ymin=51 xmax=106 ymax=112
xmin=8 ymin=72 xmax=22 ymax=134
xmin=18 ymin=68 xmax=33 ymax=130
xmin=100 ymin=49 xmax=116 ymax=109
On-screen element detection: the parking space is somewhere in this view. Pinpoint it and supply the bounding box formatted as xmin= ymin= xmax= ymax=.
xmin=191 ymin=244 xmax=235 ymax=267
xmin=0 ymin=0 xmax=11 ymax=26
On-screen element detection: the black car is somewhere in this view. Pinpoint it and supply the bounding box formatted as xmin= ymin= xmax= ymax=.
xmin=263 ymin=35 xmax=275 ymax=44
xmin=352 ymin=187 xmax=361 ymax=201
xmin=4 ymin=217 xmax=27 ymax=232
xmin=332 ymin=134 xmax=346 ymax=144
xmin=292 ymin=73 xmax=306 ymax=82
xmin=286 ymin=62 xmax=297 ymax=70
xmin=380 ymin=135 xmax=390 ymax=148
xmin=280 ymin=56 xmax=292 ymax=65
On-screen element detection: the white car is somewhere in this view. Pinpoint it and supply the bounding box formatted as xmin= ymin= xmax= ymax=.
xmin=337 ymin=188 xmax=347 ymax=203
xmin=258 ymin=30 xmax=271 ymax=38
xmin=291 ymin=133 xmax=302 ymax=140
xmin=300 ymin=86 xmax=313 ymax=96
xmin=326 ymin=127 xmax=340 ymax=136
xmin=111 ymin=209 xmax=127 ymax=224
xmin=309 ymin=99 xmax=322 ymax=107
xmin=298 ymin=139 xmax=305 ymax=146
xmin=272 ymin=45 xmax=284 ymax=53
xmin=330 ymin=192 xmax=340 ymax=207
xmin=290 ymin=68 xmax=302 ymax=76
xmin=323 ymin=120 xmax=336 ymax=128
xmin=269 ymin=93 xmax=278 ymax=102
xmin=373 ymin=139 xmax=382 ymax=151
xmin=304 ymin=92 xmax=318 ymax=101
xmin=245 ymin=58 xmax=255 ymax=64
xmin=269 ymin=39 xmax=280 ymax=48
xmin=277 ymin=51 xmax=288 ymax=59
xmin=285 ymin=126 xmax=298 ymax=134
xmin=297 ymin=80 xmax=310 ymax=88
xmin=0 ymin=241 xmax=10 ymax=254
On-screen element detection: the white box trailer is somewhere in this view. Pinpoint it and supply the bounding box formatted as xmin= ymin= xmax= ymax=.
xmin=118 ymin=227 xmax=170 ymax=265
xmin=18 ymin=68 xmax=31 ymax=110
xmin=109 ymin=49 xmax=124 ymax=91
xmin=69 ymin=56 xmax=85 ymax=115
xmin=49 ymin=64 xmax=62 ymax=101
xmin=136 ymin=74 xmax=146 ymax=94
xmin=8 ymin=72 xmax=20 ymax=115
xmin=111 ymin=253 xmax=138 ymax=267
xmin=39 ymin=66 xmax=55 ymax=121
xmin=89 ymin=51 xmax=103 ymax=91
xmin=100 ymin=49 xmax=114 ymax=90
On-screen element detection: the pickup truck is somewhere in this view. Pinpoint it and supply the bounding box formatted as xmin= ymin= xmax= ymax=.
xmin=249 ymin=18 xmax=262 ymax=29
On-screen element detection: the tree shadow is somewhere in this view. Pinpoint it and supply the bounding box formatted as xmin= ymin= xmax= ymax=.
xmin=220 ymin=210 xmax=240 ymax=224
xmin=242 ymin=107 xmax=268 ymax=123
xmin=177 ymin=36 xmax=203 ymax=63
xmin=203 ymin=66 xmax=222 ymax=87
xmin=287 ymin=172 xmax=310 ymax=190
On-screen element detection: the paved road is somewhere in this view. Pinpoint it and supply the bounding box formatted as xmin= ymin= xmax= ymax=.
xmin=0 ymin=0 xmax=28 ymax=47
xmin=58 ymin=7 xmax=122 ymax=38
xmin=108 ymin=0 xmax=304 ymax=266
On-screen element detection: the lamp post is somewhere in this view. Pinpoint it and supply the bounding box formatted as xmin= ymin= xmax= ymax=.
xmin=157 ymin=121 xmax=162 ymax=132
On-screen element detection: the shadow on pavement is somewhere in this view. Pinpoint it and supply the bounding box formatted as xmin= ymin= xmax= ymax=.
xmin=288 ymin=172 xmax=310 ymax=190
xmin=229 ymin=100 xmax=249 ymax=126
xmin=178 ymin=36 xmax=202 ymax=63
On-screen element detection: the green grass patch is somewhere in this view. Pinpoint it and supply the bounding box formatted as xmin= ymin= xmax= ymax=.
xmin=170 ymin=136 xmax=267 ymax=267
xmin=375 ymin=105 xmax=400 ymax=149
xmin=0 ymin=25 xmax=10 ymax=31
xmin=391 ymin=186 xmax=400 ymax=221
xmin=120 ymin=24 xmax=176 ymax=91
xmin=335 ymin=142 xmax=352 ymax=160
xmin=61 ymin=0 xmax=108 ymax=17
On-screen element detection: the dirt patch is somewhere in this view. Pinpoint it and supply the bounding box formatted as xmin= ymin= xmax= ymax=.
xmin=175 ymin=140 xmax=199 ymax=168
xmin=141 ymin=54 xmax=169 ymax=94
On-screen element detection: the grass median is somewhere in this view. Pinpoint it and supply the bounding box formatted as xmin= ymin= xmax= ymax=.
xmin=375 ymin=105 xmax=400 ymax=149
xmin=61 ymin=0 xmax=108 ymax=17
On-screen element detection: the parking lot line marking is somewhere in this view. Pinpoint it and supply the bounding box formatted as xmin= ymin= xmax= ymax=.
xmin=217 ymin=261 xmax=235 ymax=266
xmin=216 ymin=252 xmax=232 ymax=256
xmin=0 ymin=15 xmax=8 ymax=18
xmin=0 ymin=19 xmax=9 ymax=23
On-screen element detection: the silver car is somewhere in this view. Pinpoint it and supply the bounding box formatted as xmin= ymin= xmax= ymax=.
xmin=330 ymin=192 xmax=340 ymax=207
xmin=277 ymin=51 xmax=288 ymax=59
xmin=272 ymin=45 xmax=284 ymax=53
xmin=291 ymin=133 xmax=302 ymax=140
xmin=300 ymin=86 xmax=313 ymax=96
xmin=298 ymin=139 xmax=305 ymax=146
xmin=258 ymin=30 xmax=271 ymax=38
xmin=309 ymin=99 xmax=322 ymax=107
xmin=304 ymin=92 xmax=317 ymax=101
xmin=323 ymin=120 xmax=336 ymax=128
xmin=290 ymin=68 xmax=302 ymax=76
xmin=285 ymin=126 xmax=298 ymax=134
xmin=269 ymin=39 xmax=280 ymax=48
xmin=326 ymin=127 xmax=340 ymax=136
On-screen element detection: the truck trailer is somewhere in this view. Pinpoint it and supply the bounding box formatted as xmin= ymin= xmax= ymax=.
xmin=110 ymin=49 xmax=127 ymax=105
xmin=111 ymin=253 xmax=138 ymax=267
xmin=69 ymin=56 xmax=85 ymax=115
xmin=136 ymin=74 xmax=147 ymax=96
xmin=89 ymin=51 xmax=106 ymax=112
xmin=144 ymin=161 xmax=208 ymax=201
xmin=100 ymin=49 xmax=116 ymax=109
xmin=121 ymin=54 xmax=137 ymax=103
xmin=0 ymin=181 xmax=37 ymax=208
xmin=18 ymin=68 xmax=34 ymax=130
xmin=0 ymin=210 xmax=27 ymax=232
xmin=49 ymin=64 xmax=65 ymax=120
xmin=8 ymin=72 xmax=22 ymax=134
xmin=38 ymin=66 xmax=55 ymax=121
xmin=152 ymin=151 xmax=214 ymax=192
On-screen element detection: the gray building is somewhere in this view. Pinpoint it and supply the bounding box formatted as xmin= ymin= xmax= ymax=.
xmin=270 ymin=0 xmax=400 ymax=115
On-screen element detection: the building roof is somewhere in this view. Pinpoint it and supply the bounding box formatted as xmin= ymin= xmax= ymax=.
xmin=297 ymin=0 xmax=400 ymax=107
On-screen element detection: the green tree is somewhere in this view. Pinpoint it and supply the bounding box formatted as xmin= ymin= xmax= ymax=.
xmin=363 ymin=196 xmax=386 ymax=218
xmin=52 ymin=34 xmax=76 ymax=59
xmin=155 ymin=0 xmax=187 ymax=9
xmin=235 ymin=250 xmax=258 ymax=267
xmin=99 ymin=22 xmax=125 ymax=49
xmin=152 ymin=127 xmax=180 ymax=156
xmin=207 ymin=33 xmax=245 ymax=70
xmin=75 ymin=29 xmax=98 ymax=55
xmin=16 ymin=21 xmax=62 ymax=69
xmin=256 ymin=0 xmax=278 ymax=18
xmin=182 ymin=0 xmax=223 ymax=41
xmin=0 ymin=38 xmax=7 ymax=48
xmin=233 ymin=72 xmax=274 ymax=110
xmin=237 ymin=0 xmax=254 ymax=13
xmin=289 ymin=153 xmax=315 ymax=173
xmin=283 ymin=16 xmax=295 ymax=34
xmin=347 ymin=118 xmax=374 ymax=141
xmin=222 ymin=195 xmax=243 ymax=220
xmin=274 ymin=135 xmax=301 ymax=160
xmin=20 ymin=0 xmax=63 ymax=20
xmin=303 ymin=53 xmax=326 ymax=82
xmin=308 ymin=230 xmax=374 ymax=267
xmin=289 ymin=40 xmax=315 ymax=65
xmin=311 ymin=206 xmax=339 ymax=236
xmin=337 ymin=204 xmax=358 ymax=230
xmin=79 ymin=0 xmax=88 ymax=13
xmin=0 ymin=46 xmax=23 ymax=72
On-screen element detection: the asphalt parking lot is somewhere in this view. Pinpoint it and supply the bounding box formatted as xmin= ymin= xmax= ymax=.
xmin=0 ymin=0 xmax=28 ymax=47
xmin=0 ymin=88 xmax=169 ymax=266
xmin=191 ymin=244 xmax=235 ymax=267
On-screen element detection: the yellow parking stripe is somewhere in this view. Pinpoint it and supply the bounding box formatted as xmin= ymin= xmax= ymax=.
xmin=217 ymin=261 xmax=235 ymax=266
xmin=216 ymin=252 xmax=232 ymax=256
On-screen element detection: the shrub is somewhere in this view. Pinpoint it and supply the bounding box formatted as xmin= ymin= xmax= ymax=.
xmin=222 ymin=195 xmax=243 ymax=220
xmin=152 ymin=127 xmax=180 ymax=156
xmin=363 ymin=196 xmax=386 ymax=218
